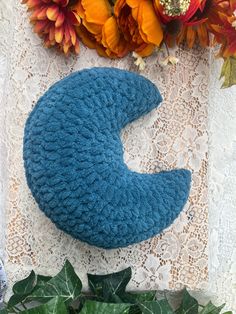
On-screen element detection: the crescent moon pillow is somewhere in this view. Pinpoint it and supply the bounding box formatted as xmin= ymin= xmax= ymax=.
xmin=23 ymin=67 xmax=191 ymax=249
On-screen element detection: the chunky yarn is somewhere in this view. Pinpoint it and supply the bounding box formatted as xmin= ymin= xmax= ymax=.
xmin=23 ymin=67 xmax=191 ymax=249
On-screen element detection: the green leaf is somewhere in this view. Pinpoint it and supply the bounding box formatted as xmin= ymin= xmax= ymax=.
xmin=8 ymin=274 xmax=52 ymax=309
xmin=122 ymin=291 xmax=157 ymax=314
xmin=8 ymin=293 xmax=27 ymax=308
xmin=125 ymin=291 xmax=156 ymax=303
xmin=220 ymin=57 xmax=236 ymax=88
xmin=12 ymin=271 xmax=36 ymax=295
xmin=199 ymin=301 xmax=225 ymax=314
xmin=20 ymin=296 xmax=68 ymax=314
xmin=80 ymin=300 xmax=130 ymax=314
xmin=88 ymin=267 xmax=132 ymax=302
xmin=29 ymin=260 xmax=82 ymax=304
xmin=34 ymin=275 xmax=52 ymax=290
xmin=223 ymin=312 xmax=233 ymax=314
xmin=175 ymin=289 xmax=198 ymax=314
xmin=128 ymin=306 xmax=142 ymax=314
xmin=0 ymin=309 xmax=8 ymax=314
xmin=139 ymin=300 xmax=174 ymax=314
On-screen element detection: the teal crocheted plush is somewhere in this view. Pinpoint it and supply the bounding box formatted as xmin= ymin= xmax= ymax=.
xmin=23 ymin=67 xmax=191 ymax=249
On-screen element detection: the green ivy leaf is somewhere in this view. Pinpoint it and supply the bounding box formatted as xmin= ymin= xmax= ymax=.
xmin=199 ymin=301 xmax=225 ymax=314
xmin=20 ymin=296 xmax=68 ymax=314
xmin=175 ymin=289 xmax=198 ymax=314
xmin=8 ymin=270 xmax=37 ymax=310
xmin=220 ymin=57 xmax=236 ymax=88
xmin=124 ymin=291 xmax=157 ymax=303
xmin=34 ymin=275 xmax=52 ymax=290
xmin=123 ymin=291 xmax=157 ymax=314
xmin=29 ymin=260 xmax=82 ymax=304
xmin=80 ymin=300 xmax=130 ymax=314
xmin=12 ymin=271 xmax=36 ymax=295
xmin=138 ymin=300 xmax=174 ymax=314
xmin=8 ymin=293 xmax=27 ymax=309
xmin=8 ymin=274 xmax=52 ymax=309
xmin=88 ymin=267 xmax=132 ymax=302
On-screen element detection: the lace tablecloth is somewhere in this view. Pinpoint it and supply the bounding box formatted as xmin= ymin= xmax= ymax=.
xmin=0 ymin=0 xmax=209 ymax=293
xmin=0 ymin=0 xmax=235 ymax=312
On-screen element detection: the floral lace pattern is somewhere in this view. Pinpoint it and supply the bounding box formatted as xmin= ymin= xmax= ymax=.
xmin=0 ymin=0 xmax=209 ymax=295
xmin=201 ymin=56 xmax=236 ymax=312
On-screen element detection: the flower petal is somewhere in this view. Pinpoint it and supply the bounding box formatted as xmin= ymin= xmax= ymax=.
xmin=182 ymin=0 xmax=203 ymax=22
xmin=81 ymin=0 xmax=112 ymax=24
xmin=102 ymin=16 xmax=129 ymax=57
xmin=126 ymin=0 xmax=140 ymax=7
xmin=62 ymin=41 xmax=71 ymax=54
xmin=72 ymin=1 xmax=85 ymax=18
xmin=55 ymin=26 xmax=64 ymax=43
xmin=48 ymin=25 xmax=55 ymax=41
xmin=53 ymin=0 xmax=69 ymax=7
xmin=114 ymin=0 xmax=126 ymax=17
xmin=30 ymin=7 xmax=44 ymax=21
xmin=135 ymin=43 xmax=155 ymax=57
xmin=64 ymin=24 xmax=71 ymax=43
xmin=22 ymin=0 xmax=41 ymax=9
xmin=138 ymin=0 xmax=163 ymax=45
xmin=55 ymin=12 xmax=65 ymax=28
xmin=46 ymin=5 xmax=59 ymax=21
xmin=71 ymin=11 xmax=81 ymax=25
xmin=68 ymin=25 xmax=77 ymax=45
xmin=66 ymin=11 xmax=80 ymax=25
xmin=196 ymin=23 xmax=209 ymax=47
xmin=230 ymin=0 xmax=236 ymax=11
xmin=37 ymin=6 xmax=48 ymax=20
xmin=74 ymin=39 xmax=80 ymax=54
xmin=186 ymin=25 xmax=196 ymax=48
xmin=34 ymin=20 xmax=50 ymax=33
xmin=82 ymin=19 xmax=103 ymax=34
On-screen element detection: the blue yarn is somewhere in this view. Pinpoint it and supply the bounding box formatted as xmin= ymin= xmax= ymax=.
xmin=23 ymin=67 xmax=191 ymax=249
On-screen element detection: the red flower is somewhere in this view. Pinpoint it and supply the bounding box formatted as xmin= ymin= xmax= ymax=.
xmin=22 ymin=0 xmax=81 ymax=54
xmin=154 ymin=0 xmax=205 ymax=46
xmin=175 ymin=0 xmax=230 ymax=48
xmin=154 ymin=0 xmax=204 ymax=24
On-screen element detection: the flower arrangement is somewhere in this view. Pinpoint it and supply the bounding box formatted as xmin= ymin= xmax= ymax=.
xmin=0 ymin=260 xmax=233 ymax=313
xmin=22 ymin=0 xmax=236 ymax=87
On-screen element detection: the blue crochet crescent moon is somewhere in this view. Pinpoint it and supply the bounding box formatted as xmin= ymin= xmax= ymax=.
xmin=23 ymin=67 xmax=191 ymax=249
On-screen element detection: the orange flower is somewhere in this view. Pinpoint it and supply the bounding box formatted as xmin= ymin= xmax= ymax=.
xmin=114 ymin=0 xmax=163 ymax=57
xmin=211 ymin=12 xmax=236 ymax=57
xmin=74 ymin=0 xmax=129 ymax=58
xmin=22 ymin=0 xmax=81 ymax=54
xmin=177 ymin=0 xmax=229 ymax=48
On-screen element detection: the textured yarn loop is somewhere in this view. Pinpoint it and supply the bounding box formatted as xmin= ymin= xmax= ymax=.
xmin=23 ymin=67 xmax=191 ymax=249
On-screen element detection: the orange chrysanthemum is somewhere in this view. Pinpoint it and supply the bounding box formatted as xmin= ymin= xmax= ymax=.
xmin=114 ymin=0 xmax=163 ymax=57
xmin=22 ymin=0 xmax=81 ymax=54
xmin=74 ymin=0 xmax=129 ymax=58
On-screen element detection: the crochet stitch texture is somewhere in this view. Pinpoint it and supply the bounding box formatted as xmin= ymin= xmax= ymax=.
xmin=23 ymin=67 xmax=191 ymax=249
